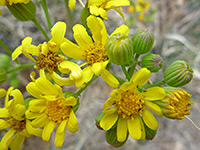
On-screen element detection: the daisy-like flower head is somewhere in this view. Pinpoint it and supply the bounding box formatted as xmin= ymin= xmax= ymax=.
xmin=25 ymin=77 xmax=79 ymax=148
xmin=12 ymin=21 xmax=83 ymax=87
xmin=154 ymin=87 xmax=193 ymax=120
xmin=61 ymin=15 xmax=129 ymax=88
xmin=0 ymin=87 xmax=42 ymax=150
xmin=0 ymin=0 xmax=30 ymax=6
xmin=87 ymin=0 xmax=130 ymax=20
xmin=100 ymin=68 xmax=166 ymax=142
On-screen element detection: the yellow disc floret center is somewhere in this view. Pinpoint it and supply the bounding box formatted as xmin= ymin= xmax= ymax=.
xmin=169 ymin=90 xmax=193 ymax=119
xmin=8 ymin=117 xmax=26 ymax=132
xmin=46 ymin=98 xmax=71 ymax=124
xmin=115 ymin=90 xmax=144 ymax=119
xmin=85 ymin=42 xmax=108 ymax=65
xmin=36 ymin=42 xmax=65 ymax=73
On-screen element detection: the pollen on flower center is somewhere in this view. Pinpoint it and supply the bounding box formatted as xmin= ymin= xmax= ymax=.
xmin=46 ymin=98 xmax=71 ymax=124
xmin=115 ymin=90 xmax=144 ymax=119
xmin=35 ymin=43 xmax=65 ymax=73
xmin=169 ymin=89 xmax=193 ymax=118
xmin=84 ymin=42 xmax=108 ymax=65
xmin=8 ymin=117 xmax=26 ymax=132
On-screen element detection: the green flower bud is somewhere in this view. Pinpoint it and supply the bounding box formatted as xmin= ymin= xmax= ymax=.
xmin=106 ymin=127 xmax=128 ymax=147
xmin=141 ymin=53 xmax=163 ymax=72
xmin=164 ymin=60 xmax=193 ymax=87
xmin=0 ymin=53 xmax=11 ymax=69
xmin=153 ymin=87 xmax=193 ymax=120
xmin=95 ymin=112 xmax=105 ymax=130
xmin=0 ymin=67 xmax=7 ymax=84
xmin=132 ymin=28 xmax=154 ymax=54
xmin=106 ymin=33 xmax=133 ymax=65
xmin=7 ymin=1 xmax=36 ymax=21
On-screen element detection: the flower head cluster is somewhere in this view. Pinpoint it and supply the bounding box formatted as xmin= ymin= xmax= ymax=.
xmin=25 ymin=77 xmax=79 ymax=148
xmin=100 ymin=68 xmax=166 ymax=142
xmin=0 ymin=87 xmax=42 ymax=150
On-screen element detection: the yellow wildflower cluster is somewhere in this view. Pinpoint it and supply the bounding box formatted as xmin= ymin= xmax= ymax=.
xmin=0 ymin=0 xmax=196 ymax=149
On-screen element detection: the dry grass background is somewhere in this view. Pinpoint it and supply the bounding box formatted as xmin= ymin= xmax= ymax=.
xmin=1 ymin=0 xmax=200 ymax=150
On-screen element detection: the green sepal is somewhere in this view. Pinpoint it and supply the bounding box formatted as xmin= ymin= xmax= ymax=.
xmin=95 ymin=112 xmax=105 ymax=130
xmin=7 ymin=1 xmax=36 ymax=21
xmin=106 ymin=126 xmax=128 ymax=147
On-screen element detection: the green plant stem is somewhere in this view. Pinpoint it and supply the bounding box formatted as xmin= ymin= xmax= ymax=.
xmin=40 ymin=0 xmax=52 ymax=30
xmin=32 ymin=18 xmax=50 ymax=41
xmin=141 ymin=81 xmax=165 ymax=89
xmin=121 ymin=65 xmax=130 ymax=81
xmin=64 ymin=0 xmax=73 ymax=29
xmin=0 ymin=40 xmax=20 ymax=64
xmin=7 ymin=64 xmax=34 ymax=74
xmin=76 ymin=75 xmax=99 ymax=96
xmin=112 ymin=74 xmax=125 ymax=85
xmin=128 ymin=54 xmax=140 ymax=77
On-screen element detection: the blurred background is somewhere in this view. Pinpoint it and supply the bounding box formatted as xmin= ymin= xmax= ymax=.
xmin=0 ymin=0 xmax=200 ymax=149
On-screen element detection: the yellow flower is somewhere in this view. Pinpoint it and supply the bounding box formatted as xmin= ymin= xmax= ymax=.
xmin=12 ymin=21 xmax=83 ymax=87
xmin=100 ymin=68 xmax=166 ymax=142
xmin=68 ymin=0 xmax=76 ymax=10
xmin=135 ymin=0 xmax=150 ymax=12
xmin=0 ymin=0 xmax=30 ymax=6
xmin=61 ymin=15 xmax=129 ymax=88
xmin=87 ymin=0 xmax=130 ymax=20
xmin=154 ymin=87 xmax=193 ymax=120
xmin=0 ymin=88 xmax=7 ymax=98
xmin=0 ymin=87 xmax=42 ymax=150
xmin=25 ymin=77 xmax=79 ymax=148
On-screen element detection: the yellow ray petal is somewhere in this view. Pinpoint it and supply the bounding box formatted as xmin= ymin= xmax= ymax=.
xmin=67 ymin=110 xmax=78 ymax=133
xmin=26 ymin=82 xmax=43 ymax=99
xmin=60 ymin=38 xmax=85 ymax=60
xmin=144 ymin=101 xmax=163 ymax=117
xmin=31 ymin=113 xmax=49 ymax=128
xmin=117 ymin=117 xmax=127 ymax=142
xmin=59 ymin=60 xmax=83 ymax=80
xmin=25 ymin=111 xmax=40 ymax=119
xmin=105 ymin=0 xmax=130 ymax=9
xmin=104 ymin=107 xmax=117 ymax=115
xmin=55 ymin=129 xmax=65 ymax=148
xmin=0 ymin=128 xmax=15 ymax=149
xmin=99 ymin=7 xmax=108 ymax=19
xmin=142 ymin=109 xmax=158 ymax=130
xmin=42 ymin=121 xmax=56 ymax=142
xmin=110 ymin=24 xmax=129 ymax=37
xmin=26 ymin=120 xmax=42 ymax=137
xmin=143 ymin=87 xmax=166 ymax=100
xmin=128 ymin=116 xmax=141 ymax=140
xmin=51 ymin=71 xmax=75 ymax=86
xmin=130 ymin=68 xmax=150 ymax=88
xmin=9 ymin=133 xmax=25 ymax=150
xmin=50 ymin=22 xmax=66 ymax=46
xmin=103 ymin=97 xmax=115 ymax=110
xmin=89 ymin=6 xmax=99 ymax=16
xmin=0 ymin=108 xmax=10 ymax=118
xmin=12 ymin=45 xmax=22 ymax=61
xmin=0 ymin=89 xmax=6 ymax=98
xmin=64 ymin=96 xmax=77 ymax=106
xmin=100 ymin=68 xmax=119 ymax=88
xmin=69 ymin=0 xmax=76 ymax=10
xmin=87 ymin=15 xmax=108 ymax=45
xmin=56 ymin=119 xmax=67 ymax=135
xmin=73 ymin=24 xmax=93 ymax=50
xmin=100 ymin=113 xmax=118 ymax=130
xmin=10 ymin=89 xmax=24 ymax=105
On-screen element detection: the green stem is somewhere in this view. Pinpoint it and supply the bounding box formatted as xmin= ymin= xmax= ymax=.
xmin=7 ymin=64 xmax=34 ymax=74
xmin=128 ymin=54 xmax=140 ymax=77
xmin=112 ymin=74 xmax=125 ymax=85
xmin=32 ymin=18 xmax=50 ymax=41
xmin=64 ymin=0 xmax=73 ymax=29
xmin=141 ymin=81 xmax=165 ymax=89
xmin=76 ymin=75 xmax=99 ymax=96
xmin=0 ymin=40 xmax=20 ymax=64
xmin=121 ymin=65 xmax=130 ymax=81
xmin=40 ymin=0 xmax=52 ymax=30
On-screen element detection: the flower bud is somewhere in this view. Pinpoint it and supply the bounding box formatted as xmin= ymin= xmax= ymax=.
xmin=106 ymin=33 xmax=133 ymax=65
xmin=164 ymin=60 xmax=193 ymax=87
xmin=153 ymin=87 xmax=193 ymax=120
xmin=141 ymin=53 xmax=163 ymax=72
xmin=0 ymin=67 xmax=7 ymax=84
xmin=0 ymin=53 xmax=11 ymax=69
xmin=132 ymin=28 xmax=154 ymax=54
xmin=7 ymin=1 xmax=36 ymax=21
xmin=106 ymin=127 xmax=128 ymax=147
